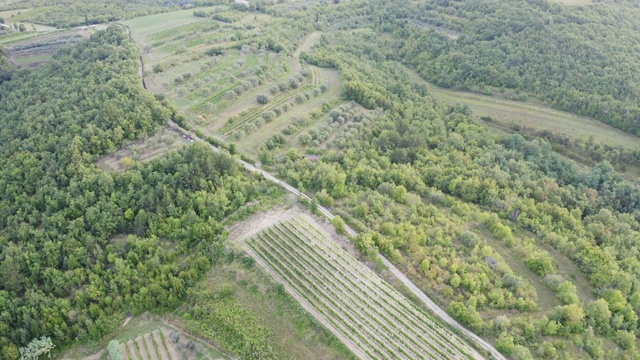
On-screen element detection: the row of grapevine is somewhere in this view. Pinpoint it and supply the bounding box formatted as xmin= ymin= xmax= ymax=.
xmin=245 ymin=217 xmax=479 ymax=360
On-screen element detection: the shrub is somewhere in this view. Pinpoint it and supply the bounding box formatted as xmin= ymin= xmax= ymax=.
xmin=152 ymin=64 xmax=164 ymax=73
xmin=257 ymin=94 xmax=269 ymax=104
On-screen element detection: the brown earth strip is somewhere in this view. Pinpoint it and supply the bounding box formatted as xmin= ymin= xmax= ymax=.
xmin=135 ymin=336 xmax=150 ymax=360
xmin=143 ymin=333 xmax=159 ymax=360
xmin=152 ymin=330 xmax=170 ymax=360
xmin=121 ymin=343 xmax=129 ymax=360
xmin=127 ymin=340 xmax=138 ymax=360
xmin=161 ymin=329 xmax=182 ymax=360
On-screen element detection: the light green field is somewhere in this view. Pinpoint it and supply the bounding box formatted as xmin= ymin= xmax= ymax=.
xmin=427 ymin=83 xmax=640 ymax=149
xmin=0 ymin=8 xmax=33 ymax=19
xmin=236 ymin=68 xmax=342 ymax=156
xmin=399 ymin=65 xmax=640 ymax=150
xmin=123 ymin=7 xmax=219 ymax=39
xmin=125 ymin=6 xmax=344 ymax=162
xmin=13 ymin=52 xmax=51 ymax=64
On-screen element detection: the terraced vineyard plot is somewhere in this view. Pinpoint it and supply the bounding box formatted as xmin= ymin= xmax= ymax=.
xmin=245 ymin=217 xmax=480 ymax=360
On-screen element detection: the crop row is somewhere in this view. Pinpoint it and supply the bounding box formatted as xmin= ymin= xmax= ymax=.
xmin=281 ymin=218 xmax=476 ymax=357
xmin=289 ymin=218 xmax=477 ymax=358
xmin=264 ymin=226 xmax=439 ymax=359
xmin=251 ymin=231 xmax=423 ymax=359
xmin=246 ymin=218 xmax=476 ymax=360
xmin=219 ymin=64 xmax=320 ymax=134
xmin=273 ymin=222 xmax=464 ymax=359
xmin=277 ymin=221 xmax=464 ymax=358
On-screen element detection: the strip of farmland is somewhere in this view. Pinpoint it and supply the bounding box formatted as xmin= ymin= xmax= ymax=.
xmin=245 ymin=217 xmax=480 ymax=360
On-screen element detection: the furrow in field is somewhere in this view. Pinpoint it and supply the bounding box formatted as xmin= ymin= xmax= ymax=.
xmin=248 ymin=239 xmax=390 ymax=359
xmin=253 ymin=234 xmax=410 ymax=359
xmin=143 ymin=333 xmax=159 ymax=360
xmin=152 ymin=330 xmax=170 ymax=360
xmin=272 ymin=223 xmax=451 ymax=359
xmin=135 ymin=336 xmax=149 ymax=360
xmin=286 ymin=219 xmax=473 ymax=359
xmin=290 ymin=218 xmax=477 ymax=358
xmin=244 ymin=242 xmax=375 ymax=359
xmin=121 ymin=342 xmax=129 ymax=360
xmin=127 ymin=340 xmax=138 ymax=360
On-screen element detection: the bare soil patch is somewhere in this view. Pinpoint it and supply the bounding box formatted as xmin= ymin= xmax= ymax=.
xmin=161 ymin=329 xmax=182 ymax=360
xmin=152 ymin=330 xmax=170 ymax=360
xmin=135 ymin=336 xmax=149 ymax=360
xmin=143 ymin=333 xmax=159 ymax=360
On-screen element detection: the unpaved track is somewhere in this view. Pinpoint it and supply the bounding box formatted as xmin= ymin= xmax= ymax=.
xmin=152 ymin=330 xmax=170 ymax=360
xmin=167 ymin=119 xmax=503 ymax=359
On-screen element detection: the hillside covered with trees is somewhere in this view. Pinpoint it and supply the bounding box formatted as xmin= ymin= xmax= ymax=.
xmin=373 ymin=0 xmax=640 ymax=135
xmin=282 ymin=16 xmax=640 ymax=358
xmin=0 ymin=26 xmax=277 ymax=359
xmin=0 ymin=0 xmax=223 ymax=28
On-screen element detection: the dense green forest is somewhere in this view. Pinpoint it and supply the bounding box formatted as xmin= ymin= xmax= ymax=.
xmin=278 ymin=0 xmax=640 ymax=136
xmin=0 ymin=26 xmax=278 ymax=359
xmin=370 ymin=0 xmax=640 ymax=135
xmin=0 ymin=47 xmax=10 ymax=83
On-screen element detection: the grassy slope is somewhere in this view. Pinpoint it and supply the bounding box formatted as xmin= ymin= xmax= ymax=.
xmin=400 ymin=65 xmax=640 ymax=150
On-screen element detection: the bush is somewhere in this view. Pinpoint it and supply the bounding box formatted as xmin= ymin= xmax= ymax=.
xmin=257 ymin=94 xmax=269 ymax=104
xmin=331 ymin=216 xmax=346 ymax=234
xmin=169 ymin=331 xmax=180 ymax=343
xmin=152 ymin=64 xmax=164 ymax=73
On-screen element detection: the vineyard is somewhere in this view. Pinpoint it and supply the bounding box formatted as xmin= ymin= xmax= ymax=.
xmin=245 ymin=217 xmax=480 ymax=360
xmin=109 ymin=328 xmax=227 ymax=360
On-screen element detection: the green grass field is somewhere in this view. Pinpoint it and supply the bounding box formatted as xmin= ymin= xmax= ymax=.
xmin=123 ymin=7 xmax=219 ymax=39
xmin=428 ymin=83 xmax=640 ymax=149
xmin=399 ymin=65 xmax=640 ymax=150
xmin=13 ymin=53 xmax=51 ymax=64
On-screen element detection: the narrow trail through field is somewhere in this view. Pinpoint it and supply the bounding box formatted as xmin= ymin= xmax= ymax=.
xmin=167 ymin=120 xmax=504 ymax=360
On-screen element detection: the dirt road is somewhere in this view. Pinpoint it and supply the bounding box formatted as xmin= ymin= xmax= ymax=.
xmin=166 ymin=120 xmax=504 ymax=360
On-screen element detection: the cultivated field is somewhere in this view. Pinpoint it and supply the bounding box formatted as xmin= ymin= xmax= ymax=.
xmin=245 ymin=217 xmax=479 ymax=360
xmin=126 ymin=7 xmax=343 ymax=158
xmin=112 ymin=328 xmax=229 ymax=360
xmin=5 ymin=31 xmax=82 ymax=66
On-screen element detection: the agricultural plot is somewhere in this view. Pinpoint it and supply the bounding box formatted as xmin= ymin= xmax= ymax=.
xmin=5 ymin=30 xmax=81 ymax=67
xmin=245 ymin=217 xmax=481 ymax=360
xmin=113 ymin=328 xmax=226 ymax=360
xmin=126 ymin=7 xmax=343 ymax=158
